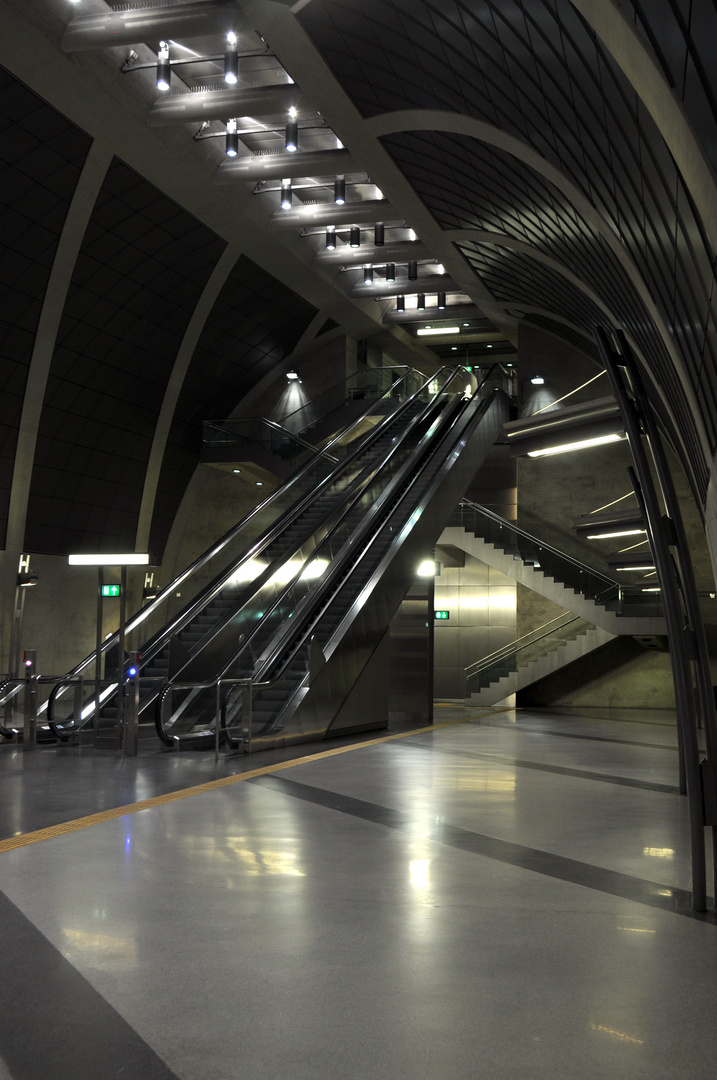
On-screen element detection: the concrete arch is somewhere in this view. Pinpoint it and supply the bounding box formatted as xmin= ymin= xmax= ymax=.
xmin=135 ymin=244 xmax=242 ymax=553
xmin=569 ymin=0 xmax=717 ymax=253
xmin=5 ymin=138 xmax=114 ymax=556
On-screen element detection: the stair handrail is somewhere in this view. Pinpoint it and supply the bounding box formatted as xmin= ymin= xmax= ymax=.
xmin=456 ymin=499 xmax=625 ymax=600
xmin=465 ymin=612 xmax=585 ymax=681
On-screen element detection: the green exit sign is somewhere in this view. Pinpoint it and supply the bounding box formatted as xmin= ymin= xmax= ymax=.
xmin=102 ymin=584 xmax=121 ymax=598
xmin=434 ymin=610 xmax=450 ymax=621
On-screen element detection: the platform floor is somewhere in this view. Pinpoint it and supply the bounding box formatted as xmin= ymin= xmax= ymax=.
xmin=2 ymin=704 xmax=716 ymax=1080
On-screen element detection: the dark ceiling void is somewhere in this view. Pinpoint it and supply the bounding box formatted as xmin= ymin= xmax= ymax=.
xmin=0 ymin=66 xmax=92 ymax=548
xmin=25 ymin=157 xmax=226 ymax=556
xmin=299 ymin=0 xmax=717 ymax=496
xmin=149 ymin=255 xmax=318 ymax=559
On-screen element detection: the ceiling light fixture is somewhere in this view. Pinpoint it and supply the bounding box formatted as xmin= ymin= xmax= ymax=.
xmin=325 ymin=226 xmax=336 ymax=251
xmin=396 ymin=295 xmax=405 ymax=313
xmin=225 ymin=118 xmax=238 ymax=157
xmin=374 ymin=223 xmax=385 ymax=246
xmin=531 ymin=375 xmax=545 ymax=385
xmin=280 ymin=179 xmax=292 ymax=210
xmin=527 ymin=433 xmax=623 ymax=458
xmin=364 ymin=266 xmax=374 ymax=285
xmin=224 ymin=32 xmax=238 ymax=84
xmin=416 ymin=326 xmax=460 ymax=336
xmin=286 ymin=371 xmax=299 ymax=380
xmin=285 ymin=118 xmax=298 ymax=153
xmin=437 ymin=292 xmax=446 ymax=309
xmin=156 ymin=41 xmax=171 ymax=92
xmin=385 ymin=263 xmax=395 ymax=282
xmin=408 ymin=260 xmax=418 ymax=280
xmin=349 ymin=226 xmax=360 ymax=248
xmin=417 ymin=293 xmax=426 ymax=311
xmin=334 ymin=177 xmax=346 ymax=205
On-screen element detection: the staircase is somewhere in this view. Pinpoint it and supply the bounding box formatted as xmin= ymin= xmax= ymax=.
xmin=464 ymin=615 xmax=615 ymax=706
xmin=442 ymin=501 xmax=666 ymax=636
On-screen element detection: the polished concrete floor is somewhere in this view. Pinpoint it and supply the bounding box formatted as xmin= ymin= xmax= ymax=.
xmin=1 ymin=704 xmax=716 ymax=1080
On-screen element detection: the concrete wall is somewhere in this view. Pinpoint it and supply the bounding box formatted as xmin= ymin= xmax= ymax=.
xmin=518 ymin=637 xmax=675 ymax=710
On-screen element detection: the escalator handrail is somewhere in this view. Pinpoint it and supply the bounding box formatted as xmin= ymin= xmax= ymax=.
xmin=189 ymin=370 xmax=468 ymax=687
xmin=53 ymin=364 xmax=441 ymax=686
xmin=250 ymin=376 xmax=497 ymax=683
xmin=130 ymin=364 xmax=465 ymax=672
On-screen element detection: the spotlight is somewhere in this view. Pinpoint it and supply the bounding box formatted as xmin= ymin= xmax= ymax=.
xmin=531 ymin=375 xmax=545 ymax=385
xmin=325 ymin=227 xmax=336 ymax=251
xmin=385 ymin=263 xmax=395 ymax=282
xmin=374 ymin=223 xmax=385 ymax=246
xmin=156 ymin=41 xmax=170 ymax=92
xmin=408 ymin=260 xmax=418 ymax=280
xmin=285 ymin=118 xmax=298 ymax=153
xmin=396 ymin=295 xmax=405 ymax=313
xmin=225 ymin=118 xmax=238 ymax=157
xmin=224 ymin=34 xmax=238 ymax=84
xmin=281 ymin=178 xmax=292 ymax=209
xmin=334 ymin=178 xmax=346 ymax=205
xmin=364 ymin=266 xmax=374 ymax=285
xmin=349 ymin=226 xmax=360 ymax=248
xmin=286 ymin=371 xmax=299 ymax=380
xmin=417 ymin=293 xmax=426 ymax=311
xmin=437 ymin=291 xmax=446 ymax=309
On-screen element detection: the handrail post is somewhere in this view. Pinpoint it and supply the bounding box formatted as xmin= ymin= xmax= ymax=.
xmin=23 ymin=674 xmax=37 ymax=751
xmin=215 ymin=679 xmax=222 ymax=761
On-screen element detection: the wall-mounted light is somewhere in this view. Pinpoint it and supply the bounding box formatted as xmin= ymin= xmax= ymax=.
xmin=385 ymin=263 xmax=395 ymax=282
xmin=531 ymin=375 xmax=545 ymax=385
xmin=156 ymin=41 xmax=171 ymax=92
xmin=281 ymin=178 xmax=292 ymax=209
xmin=285 ymin=118 xmax=298 ymax=153
xmin=325 ymin=226 xmax=336 ymax=251
xmin=349 ymin=226 xmax=360 ymax=248
xmin=364 ymin=266 xmax=374 ymax=285
xmin=574 ymin=509 xmax=646 ymax=541
xmin=504 ymin=397 xmax=624 ymax=458
xmin=334 ymin=177 xmax=345 ymax=205
xmin=408 ymin=260 xmax=418 ymax=280
xmin=225 ymin=118 xmax=238 ymax=157
xmin=374 ymin=223 xmax=385 ymax=246
xmin=396 ymin=295 xmax=405 ymax=313
xmin=286 ymin=371 xmax=299 ymax=381
xmin=17 ymin=572 xmax=38 ymax=587
xmin=417 ymin=560 xmax=436 ymax=577
xmin=224 ymin=32 xmax=238 ymax=84
xmin=436 ymin=263 xmax=445 ymax=275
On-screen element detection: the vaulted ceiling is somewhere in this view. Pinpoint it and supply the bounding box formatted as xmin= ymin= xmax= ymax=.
xmin=1 ymin=0 xmax=715 ymax=557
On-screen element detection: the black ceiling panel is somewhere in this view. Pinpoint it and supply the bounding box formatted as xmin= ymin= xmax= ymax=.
xmin=0 ymin=67 xmax=92 ymax=547
xmin=148 ymin=256 xmax=318 ymax=558
xmin=300 ymin=0 xmax=716 ymax=496
xmin=25 ymin=158 xmax=226 ymax=555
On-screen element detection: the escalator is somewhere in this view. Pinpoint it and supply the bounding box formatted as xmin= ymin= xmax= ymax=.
xmin=156 ymin=371 xmax=509 ymax=751
xmin=47 ymin=365 xmax=479 ymax=743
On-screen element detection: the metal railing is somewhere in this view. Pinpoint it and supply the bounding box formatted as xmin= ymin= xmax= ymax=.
xmin=465 ymin=613 xmax=592 ymax=697
xmin=450 ymin=500 xmax=656 ymax=610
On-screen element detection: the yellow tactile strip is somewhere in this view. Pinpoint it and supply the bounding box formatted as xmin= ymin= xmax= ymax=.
xmin=0 ymin=707 xmax=508 ymax=855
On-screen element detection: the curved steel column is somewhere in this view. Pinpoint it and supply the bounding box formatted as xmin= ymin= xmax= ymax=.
xmin=597 ymin=326 xmax=708 ymax=910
